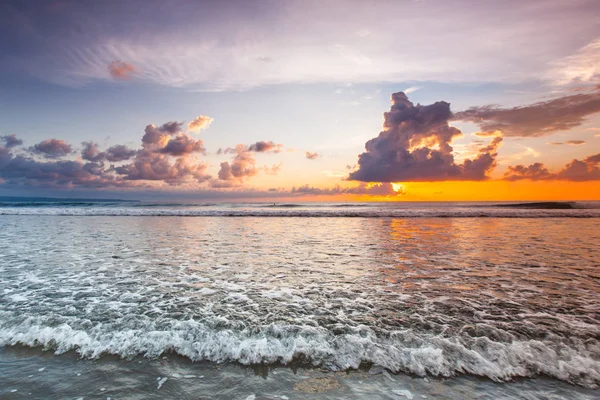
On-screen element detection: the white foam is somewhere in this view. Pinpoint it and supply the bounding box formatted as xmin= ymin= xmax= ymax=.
xmin=1 ymin=320 xmax=598 ymax=388
xmin=9 ymin=294 xmax=27 ymax=302
xmin=157 ymin=377 xmax=168 ymax=390
xmin=1 ymin=206 xmax=598 ymax=218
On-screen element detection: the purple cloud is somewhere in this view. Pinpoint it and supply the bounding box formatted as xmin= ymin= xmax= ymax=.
xmin=504 ymin=153 xmax=600 ymax=181
xmin=291 ymin=182 xmax=403 ymax=196
xmin=1 ymin=134 xmax=23 ymax=149
xmin=82 ymin=142 xmax=138 ymax=162
xmin=348 ymin=92 xmax=502 ymax=182
xmin=31 ymin=139 xmax=73 ymax=158
xmin=454 ymin=88 xmax=600 ymax=137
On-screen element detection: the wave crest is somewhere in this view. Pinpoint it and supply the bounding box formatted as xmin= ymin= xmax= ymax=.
xmin=1 ymin=320 xmax=598 ymax=388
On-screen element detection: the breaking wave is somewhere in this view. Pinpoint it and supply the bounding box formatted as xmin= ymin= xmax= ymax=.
xmin=1 ymin=319 xmax=598 ymax=388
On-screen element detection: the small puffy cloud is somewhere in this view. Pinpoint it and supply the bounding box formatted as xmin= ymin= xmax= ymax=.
xmin=305 ymin=151 xmax=319 ymax=160
xmin=504 ymin=153 xmax=600 ymax=181
xmin=454 ymin=88 xmax=600 ymax=137
xmin=217 ymin=142 xmax=282 ymax=182
xmin=31 ymin=139 xmax=73 ymax=158
xmin=108 ymin=61 xmax=136 ymax=79
xmin=188 ymin=115 xmax=213 ymax=132
xmin=247 ymin=141 xmax=283 ymax=153
xmin=1 ymin=134 xmax=23 ymax=149
xmin=349 ymin=91 xmax=501 ymax=182
xmin=217 ymin=145 xmax=259 ymax=181
xmin=141 ymin=122 xmax=205 ymax=156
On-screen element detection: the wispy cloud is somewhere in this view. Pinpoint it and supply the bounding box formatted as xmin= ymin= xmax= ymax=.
xmin=403 ymin=86 xmax=422 ymax=94
xmin=5 ymin=1 xmax=600 ymax=90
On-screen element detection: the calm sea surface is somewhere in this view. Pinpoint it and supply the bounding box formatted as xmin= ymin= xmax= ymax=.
xmin=1 ymin=201 xmax=599 ymax=399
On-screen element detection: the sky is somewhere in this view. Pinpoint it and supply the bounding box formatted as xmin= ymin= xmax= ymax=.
xmin=1 ymin=0 xmax=600 ymax=201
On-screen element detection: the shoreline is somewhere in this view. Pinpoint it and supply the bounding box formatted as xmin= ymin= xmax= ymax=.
xmin=1 ymin=346 xmax=598 ymax=399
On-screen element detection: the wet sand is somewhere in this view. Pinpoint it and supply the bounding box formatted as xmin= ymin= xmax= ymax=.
xmin=1 ymin=347 xmax=598 ymax=400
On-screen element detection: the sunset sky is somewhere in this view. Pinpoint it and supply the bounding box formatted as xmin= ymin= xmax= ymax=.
xmin=1 ymin=0 xmax=599 ymax=201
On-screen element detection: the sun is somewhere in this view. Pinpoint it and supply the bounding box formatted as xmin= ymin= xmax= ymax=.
xmin=391 ymin=183 xmax=405 ymax=192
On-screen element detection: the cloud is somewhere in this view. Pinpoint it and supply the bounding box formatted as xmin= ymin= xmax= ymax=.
xmin=108 ymin=60 xmax=135 ymax=79
xmin=548 ymin=38 xmax=600 ymax=85
xmin=454 ymin=88 xmax=600 ymax=137
xmin=218 ymin=141 xmax=282 ymax=155
xmin=403 ymin=86 xmax=422 ymax=94
xmin=305 ymin=151 xmax=319 ymax=160
xmin=291 ymin=182 xmax=404 ymax=197
xmin=11 ymin=1 xmax=600 ymax=90
xmin=141 ymin=122 xmax=205 ymax=156
xmin=31 ymin=139 xmax=73 ymax=158
xmin=156 ymin=134 xmax=206 ymax=156
xmin=81 ymin=141 xmax=103 ymax=162
xmin=188 ymin=115 xmax=213 ymax=132
xmin=504 ymin=153 xmax=600 ymax=181
xmin=247 ymin=141 xmax=283 ymax=153
xmin=217 ymin=145 xmax=259 ymax=182
xmin=0 ymin=117 xmax=212 ymax=188
xmin=82 ymin=142 xmax=137 ymax=162
xmin=114 ymin=120 xmax=209 ymax=184
xmin=104 ymin=145 xmax=138 ymax=162
xmin=216 ymin=142 xmax=282 ymax=182
xmin=0 ymin=144 xmax=124 ymax=188
xmin=348 ymin=92 xmax=502 ymax=182
xmin=548 ymin=140 xmax=586 ymax=146
xmin=1 ymin=134 xmax=23 ymax=148
xmin=114 ymin=151 xmax=210 ymax=185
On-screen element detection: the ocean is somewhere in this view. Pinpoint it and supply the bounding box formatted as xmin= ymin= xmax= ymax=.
xmin=1 ymin=200 xmax=599 ymax=399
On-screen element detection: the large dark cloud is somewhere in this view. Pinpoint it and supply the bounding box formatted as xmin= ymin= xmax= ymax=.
xmin=1 ymin=134 xmax=23 ymax=149
xmin=348 ymin=92 xmax=502 ymax=182
xmin=454 ymin=88 xmax=600 ymax=137
xmin=31 ymin=139 xmax=73 ymax=158
xmin=504 ymin=153 xmax=600 ymax=181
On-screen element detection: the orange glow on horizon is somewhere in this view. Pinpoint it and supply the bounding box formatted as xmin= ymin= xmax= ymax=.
xmin=244 ymin=180 xmax=600 ymax=202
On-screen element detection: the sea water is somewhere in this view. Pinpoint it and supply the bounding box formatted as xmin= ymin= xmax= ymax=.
xmin=0 ymin=201 xmax=599 ymax=399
